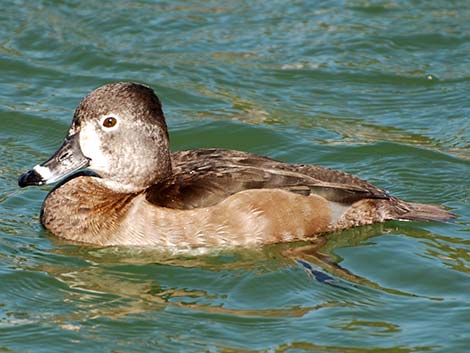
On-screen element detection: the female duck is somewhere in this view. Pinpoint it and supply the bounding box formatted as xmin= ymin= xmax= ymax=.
xmin=18 ymin=82 xmax=452 ymax=248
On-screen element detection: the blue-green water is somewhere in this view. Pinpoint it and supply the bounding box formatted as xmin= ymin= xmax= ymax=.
xmin=1 ymin=1 xmax=470 ymax=352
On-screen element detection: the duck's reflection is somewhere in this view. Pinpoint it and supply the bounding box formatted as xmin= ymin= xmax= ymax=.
xmin=35 ymin=221 xmax=462 ymax=324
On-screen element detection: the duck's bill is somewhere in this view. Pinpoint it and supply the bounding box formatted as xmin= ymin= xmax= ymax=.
xmin=18 ymin=133 xmax=90 ymax=187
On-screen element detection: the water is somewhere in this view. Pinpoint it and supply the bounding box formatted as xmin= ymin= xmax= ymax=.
xmin=1 ymin=0 xmax=469 ymax=352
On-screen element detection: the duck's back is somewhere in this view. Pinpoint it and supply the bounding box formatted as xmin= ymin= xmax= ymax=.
xmin=147 ymin=148 xmax=387 ymax=208
xmin=146 ymin=148 xmax=452 ymax=226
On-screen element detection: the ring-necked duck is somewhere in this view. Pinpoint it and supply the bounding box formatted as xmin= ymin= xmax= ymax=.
xmin=18 ymin=82 xmax=453 ymax=248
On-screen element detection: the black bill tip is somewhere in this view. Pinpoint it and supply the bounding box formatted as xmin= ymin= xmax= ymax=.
xmin=18 ymin=169 xmax=44 ymax=187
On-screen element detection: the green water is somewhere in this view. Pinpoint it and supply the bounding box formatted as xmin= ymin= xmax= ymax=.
xmin=1 ymin=0 xmax=469 ymax=352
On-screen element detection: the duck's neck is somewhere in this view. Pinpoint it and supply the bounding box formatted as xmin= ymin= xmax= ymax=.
xmin=92 ymin=158 xmax=173 ymax=194
xmin=41 ymin=176 xmax=138 ymax=245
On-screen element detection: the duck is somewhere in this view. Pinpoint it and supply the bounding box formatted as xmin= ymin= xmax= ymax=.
xmin=18 ymin=82 xmax=453 ymax=248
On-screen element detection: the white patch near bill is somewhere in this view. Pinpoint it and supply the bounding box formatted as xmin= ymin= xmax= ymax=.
xmin=32 ymin=164 xmax=67 ymax=185
xmin=33 ymin=164 xmax=53 ymax=180
xmin=79 ymin=123 xmax=109 ymax=173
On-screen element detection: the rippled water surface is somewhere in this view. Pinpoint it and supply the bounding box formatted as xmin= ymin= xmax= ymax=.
xmin=1 ymin=1 xmax=470 ymax=352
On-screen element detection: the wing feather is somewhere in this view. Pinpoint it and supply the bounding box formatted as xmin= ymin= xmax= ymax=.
xmin=145 ymin=148 xmax=390 ymax=209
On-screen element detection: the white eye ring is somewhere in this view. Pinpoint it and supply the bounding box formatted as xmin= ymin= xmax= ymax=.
xmin=99 ymin=114 xmax=120 ymax=131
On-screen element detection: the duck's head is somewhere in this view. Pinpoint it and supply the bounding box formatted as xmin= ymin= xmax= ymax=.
xmin=19 ymin=82 xmax=172 ymax=193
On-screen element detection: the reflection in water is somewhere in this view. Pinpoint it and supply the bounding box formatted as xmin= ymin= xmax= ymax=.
xmin=2 ymin=211 xmax=466 ymax=352
xmin=275 ymin=341 xmax=432 ymax=353
xmin=29 ymin=220 xmax=460 ymax=329
xmin=399 ymin=223 xmax=470 ymax=275
xmin=36 ymin=245 xmax=347 ymax=322
xmin=20 ymin=231 xmax=441 ymax=353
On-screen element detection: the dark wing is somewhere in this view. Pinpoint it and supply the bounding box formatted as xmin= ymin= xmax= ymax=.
xmin=145 ymin=148 xmax=391 ymax=209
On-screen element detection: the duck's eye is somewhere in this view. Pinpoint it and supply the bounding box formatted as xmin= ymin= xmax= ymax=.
xmin=102 ymin=117 xmax=117 ymax=128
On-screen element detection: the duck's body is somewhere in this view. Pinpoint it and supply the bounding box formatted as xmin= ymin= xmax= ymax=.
xmin=42 ymin=169 xmax=332 ymax=247
xmin=19 ymin=82 xmax=452 ymax=248
xmin=41 ymin=148 xmax=449 ymax=247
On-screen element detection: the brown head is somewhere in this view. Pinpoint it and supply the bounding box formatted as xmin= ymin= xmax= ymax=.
xmin=19 ymin=82 xmax=172 ymax=192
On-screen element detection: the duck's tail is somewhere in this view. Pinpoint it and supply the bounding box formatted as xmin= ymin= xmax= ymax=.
xmin=399 ymin=202 xmax=455 ymax=222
